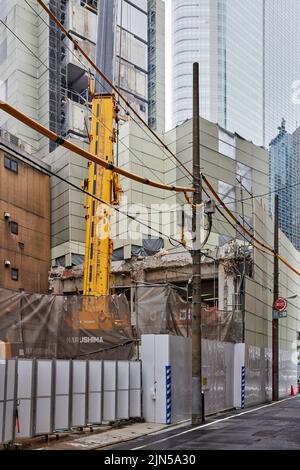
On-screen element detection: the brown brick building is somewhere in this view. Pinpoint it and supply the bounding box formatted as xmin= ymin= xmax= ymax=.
xmin=0 ymin=131 xmax=51 ymax=293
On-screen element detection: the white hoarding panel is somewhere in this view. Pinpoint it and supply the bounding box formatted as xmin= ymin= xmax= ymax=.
xmin=34 ymin=360 xmax=53 ymax=435
xmin=17 ymin=359 xmax=34 ymax=438
xmin=71 ymin=361 xmax=87 ymax=427
xmin=54 ymin=360 xmax=70 ymax=430
xmin=103 ymin=361 xmax=117 ymax=422
xmin=117 ymin=361 xmax=130 ymax=420
xmin=141 ymin=335 xmax=192 ymax=424
xmin=154 ymin=335 xmax=170 ymax=424
xmin=141 ymin=335 xmax=156 ymax=422
xmin=233 ymin=343 xmax=246 ymax=408
xmin=129 ymin=361 xmax=142 ymax=418
xmin=170 ymin=336 xmax=192 ymax=423
xmin=88 ymin=361 xmax=102 ymax=424
xmin=4 ymin=360 xmax=16 ymax=443
xmin=0 ymin=360 xmax=6 ymax=444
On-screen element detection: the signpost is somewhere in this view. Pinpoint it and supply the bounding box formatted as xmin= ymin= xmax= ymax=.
xmin=273 ymin=297 xmax=288 ymax=320
xmin=272 ymin=310 xmax=287 ymax=319
xmin=273 ymin=297 xmax=287 ymax=312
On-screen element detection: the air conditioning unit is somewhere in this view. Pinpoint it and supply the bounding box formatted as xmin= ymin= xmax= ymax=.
xmin=9 ymin=134 xmax=19 ymax=147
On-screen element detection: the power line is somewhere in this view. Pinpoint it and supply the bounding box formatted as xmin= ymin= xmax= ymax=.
xmin=0 ymin=18 xmax=49 ymax=71
xmin=11 ymin=2 xmax=274 ymax=212
xmin=0 ymin=19 xmax=193 ymax=194
xmin=6 ymin=2 xmax=300 ymax=279
xmin=2 ymin=5 xmax=174 ymax=193
xmin=202 ymin=175 xmax=300 ymax=277
xmin=20 ymin=1 xmax=173 ymax=190
xmin=6 ymin=4 xmax=296 ymax=209
xmin=0 ymin=139 xmax=190 ymax=253
xmin=35 ymin=0 xmax=194 ymax=184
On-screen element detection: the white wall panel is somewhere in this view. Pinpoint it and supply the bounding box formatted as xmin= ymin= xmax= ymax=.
xmin=34 ymin=360 xmax=53 ymax=435
xmin=141 ymin=335 xmax=192 ymax=424
xmin=117 ymin=361 xmax=130 ymax=420
xmin=3 ymin=360 xmax=16 ymax=443
xmin=129 ymin=361 xmax=142 ymax=418
xmin=140 ymin=335 xmax=155 ymax=422
xmin=54 ymin=360 xmax=71 ymax=430
xmin=0 ymin=360 xmax=6 ymax=444
xmin=71 ymin=360 xmax=87 ymax=427
xmin=17 ymin=359 xmax=34 ymax=438
xmin=88 ymin=360 xmax=102 ymax=424
xmin=103 ymin=361 xmax=117 ymax=422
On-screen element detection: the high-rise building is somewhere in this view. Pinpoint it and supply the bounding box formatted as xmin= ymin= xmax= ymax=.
xmin=172 ymin=0 xmax=300 ymax=147
xmin=148 ymin=0 xmax=165 ymax=132
xmin=0 ymin=0 xmax=165 ymax=265
xmin=263 ymin=0 xmax=300 ymax=147
xmin=269 ymin=119 xmax=300 ymax=251
xmin=0 ymin=0 xmax=152 ymax=155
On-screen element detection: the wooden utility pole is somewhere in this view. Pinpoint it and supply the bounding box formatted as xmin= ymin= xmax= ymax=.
xmin=272 ymin=193 xmax=279 ymax=401
xmin=192 ymin=62 xmax=204 ymax=424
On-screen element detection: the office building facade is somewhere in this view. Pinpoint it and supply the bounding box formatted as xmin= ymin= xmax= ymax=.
xmin=0 ymin=129 xmax=51 ymax=293
xmin=172 ymin=0 xmax=300 ymax=147
xmin=269 ymin=119 xmax=300 ymax=251
xmin=0 ymin=0 xmax=165 ymax=265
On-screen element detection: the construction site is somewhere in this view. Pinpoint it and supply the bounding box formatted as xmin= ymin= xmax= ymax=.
xmin=0 ymin=0 xmax=300 ymax=453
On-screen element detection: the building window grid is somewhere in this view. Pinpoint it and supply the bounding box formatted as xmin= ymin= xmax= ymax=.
xmin=4 ymin=156 xmax=18 ymax=173
xmin=11 ymin=268 xmax=19 ymax=281
xmin=10 ymin=221 xmax=18 ymax=235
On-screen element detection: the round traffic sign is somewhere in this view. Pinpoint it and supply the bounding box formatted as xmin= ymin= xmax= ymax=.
xmin=274 ymin=297 xmax=287 ymax=312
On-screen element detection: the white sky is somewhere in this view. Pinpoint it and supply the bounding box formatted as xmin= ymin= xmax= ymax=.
xmin=164 ymin=0 xmax=172 ymax=131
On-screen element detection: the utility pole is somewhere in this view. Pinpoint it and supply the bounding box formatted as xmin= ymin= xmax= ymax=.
xmin=272 ymin=193 xmax=279 ymax=401
xmin=192 ymin=62 xmax=204 ymax=424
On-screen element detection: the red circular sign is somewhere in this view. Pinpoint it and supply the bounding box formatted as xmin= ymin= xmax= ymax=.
xmin=274 ymin=297 xmax=287 ymax=311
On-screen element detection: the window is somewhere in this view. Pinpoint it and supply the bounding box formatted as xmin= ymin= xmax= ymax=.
xmin=55 ymin=255 xmax=66 ymax=267
xmin=11 ymin=268 xmax=19 ymax=281
xmin=4 ymin=156 xmax=18 ymax=173
xmin=0 ymin=38 xmax=7 ymax=65
xmin=237 ymin=162 xmax=252 ymax=193
xmin=71 ymin=253 xmax=84 ymax=266
xmin=0 ymin=79 xmax=7 ymax=100
xmin=218 ymin=181 xmax=236 ymax=212
xmin=219 ymin=129 xmax=236 ymax=159
xmin=0 ymin=0 xmax=7 ymax=21
xmin=10 ymin=222 xmax=18 ymax=235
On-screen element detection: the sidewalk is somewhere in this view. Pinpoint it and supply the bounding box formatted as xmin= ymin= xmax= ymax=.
xmin=34 ymin=421 xmax=184 ymax=450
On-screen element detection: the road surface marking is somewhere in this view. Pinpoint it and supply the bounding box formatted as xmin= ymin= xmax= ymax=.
xmin=132 ymin=396 xmax=298 ymax=449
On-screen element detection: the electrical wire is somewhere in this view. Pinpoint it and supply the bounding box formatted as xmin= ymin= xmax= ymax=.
xmin=5 ymin=2 xmax=300 ymax=279
xmin=0 ymin=140 xmax=191 ymax=253
xmin=6 ymin=3 xmax=294 ymax=210
xmin=0 ymin=98 xmax=194 ymax=194
xmin=36 ymin=0 xmax=194 ymax=184
xmin=202 ymin=176 xmax=300 ymax=277
xmin=5 ymin=2 xmax=192 ymax=194
xmin=0 ymin=18 xmax=49 ymax=71
xmin=1 ymin=11 xmax=192 ymax=195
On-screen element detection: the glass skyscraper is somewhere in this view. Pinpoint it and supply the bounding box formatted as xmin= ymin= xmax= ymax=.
xmin=264 ymin=0 xmax=300 ymax=147
xmin=269 ymin=119 xmax=300 ymax=251
xmin=172 ymin=0 xmax=300 ymax=147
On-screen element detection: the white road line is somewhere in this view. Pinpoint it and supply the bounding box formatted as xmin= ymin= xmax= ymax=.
xmin=132 ymin=396 xmax=298 ymax=450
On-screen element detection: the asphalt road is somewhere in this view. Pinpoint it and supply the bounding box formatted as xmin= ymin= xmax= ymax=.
xmin=105 ymin=396 xmax=300 ymax=450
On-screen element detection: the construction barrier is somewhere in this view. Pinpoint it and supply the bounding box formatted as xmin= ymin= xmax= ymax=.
xmin=0 ymin=358 xmax=142 ymax=445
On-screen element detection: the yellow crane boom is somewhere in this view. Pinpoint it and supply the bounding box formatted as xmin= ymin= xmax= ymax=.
xmin=82 ymin=93 xmax=120 ymax=297
xmin=79 ymin=91 xmax=121 ymax=332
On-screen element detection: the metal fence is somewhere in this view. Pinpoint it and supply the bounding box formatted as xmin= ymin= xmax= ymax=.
xmin=0 ymin=358 xmax=142 ymax=445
